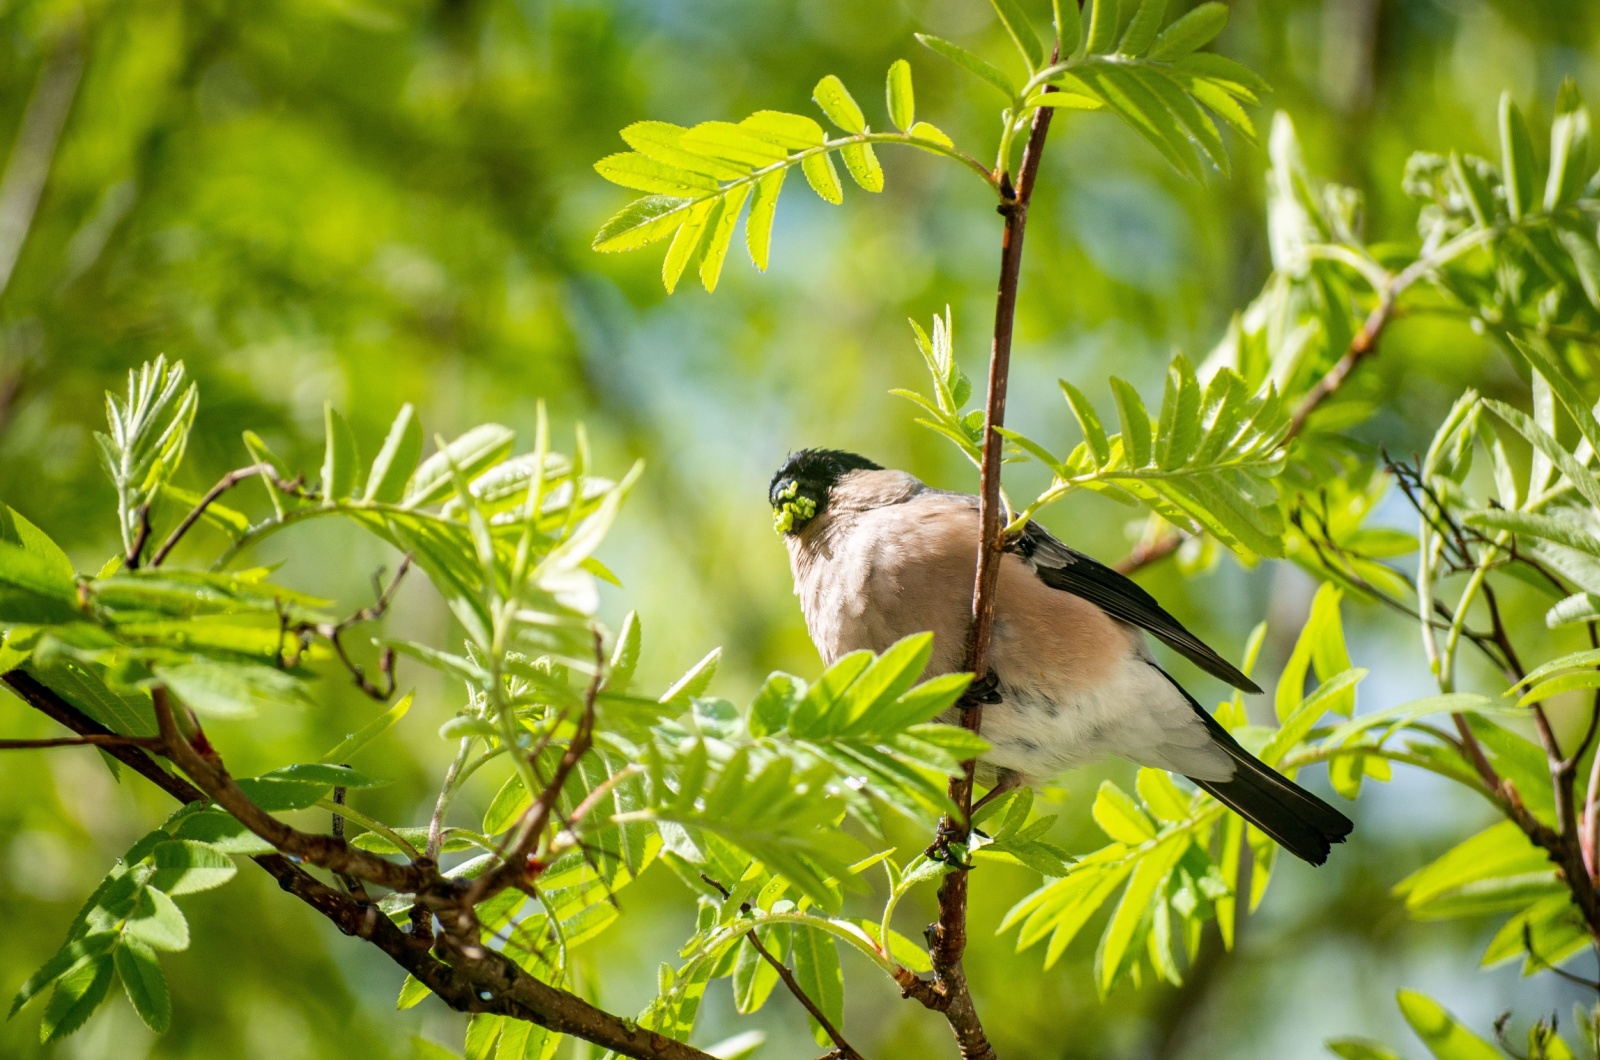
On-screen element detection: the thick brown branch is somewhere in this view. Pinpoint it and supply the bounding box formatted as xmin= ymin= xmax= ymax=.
xmin=2 ymin=669 xmax=716 ymax=1060
xmin=149 ymin=686 xmax=445 ymax=896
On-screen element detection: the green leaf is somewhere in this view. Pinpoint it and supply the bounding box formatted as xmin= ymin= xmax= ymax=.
xmin=745 ymin=170 xmax=785 ymax=272
xmin=1097 ymin=835 xmax=1187 ymax=995
xmin=1393 ymin=822 xmax=1550 ymax=911
xmin=1499 ymin=92 xmax=1539 ymax=222
xmin=1092 ymin=780 xmax=1155 ymax=844
xmin=1396 ymin=990 xmax=1501 ymax=1060
xmin=1327 ymin=1041 xmax=1404 ymax=1060
xmin=321 ymin=404 xmax=360 ymax=504
xmin=397 ymin=974 xmax=431 ymax=1011
xmin=789 ymin=924 xmax=844 ymax=1048
xmin=365 ymin=405 xmax=425 ymax=503
xmin=698 ymin=183 xmax=751 ymax=293
xmin=592 ymin=195 xmax=694 ymax=252
xmin=812 ymin=75 xmax=866 ymax=134
xmin=154 ymin=659 xmax=310 ymax=719
xmin=149 ymin=840 xmax=237 ymax=896
xmin=406 ymin=425 xmax=516 ymax=508
xmin=172 ymin=810 xmax=276 ymax=855
xmin=662 ymin=198 xmax=715 ymax=294
xmin=1149 ymin=1 xmax=1228 ymax=61
xmin=10 ymin=934 xmax=116 ymax=1017
xmin=0 ymin=506 xmax=80 ymax=625
xmin=39 ymin=956 xmax=113 ymax=1043
xmin=1118 ymin=0 xmax=1167 ymax=56
xmin=801 ymin=151 xmax=843 ymax=205
xmin=1060 ymin=380 xmax=1111 ymax=465
xmin=123 ymin=888 xmax=189 ymax=952
xmin=915 ymin=34 xmax=1017 ymax=100
xmin=1136 ymin=768 xmax=1192 ymax=824
xmin=732 ymin=925 xmax=786 ymax=1014
xmin=1111 ymin=378 xmax=1153 ymax=466
xmin=115 ymin=941 xmax=170 ymax=1033
xmin=886 ymin=60 xmax=915 ymax=130
xmin=908 ymin=121 xmax=954 ymax=148
xmin=1083 ymin=0 xmax=1120 ymax=54
xmin=839 ymin=142 xmax=884 ymax=193
xmin=320 ymin=692 xmax=413 ymax=764
xmin=1056 ymin=0 xmax=1082 ymax=55
xmin=594 ymin=152 xmax=720 ymax=196
xmin=990 ymin=0 xmax=1044 ymax=68
xmin=1546 ymin=78 xmax=1591 ymax=209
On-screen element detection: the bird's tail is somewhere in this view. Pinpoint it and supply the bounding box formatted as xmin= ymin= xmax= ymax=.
xmin=1187 ymin=713 xmax=1353 ymax=867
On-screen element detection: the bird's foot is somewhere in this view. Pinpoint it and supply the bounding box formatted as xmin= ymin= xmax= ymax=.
xmin=968 ymin=768 xmax=1024 ymax=821
xmin=960 ymin=670 xmax=1002 ymax=708
xmin=924 ymin=819 xmax=987 ymax=870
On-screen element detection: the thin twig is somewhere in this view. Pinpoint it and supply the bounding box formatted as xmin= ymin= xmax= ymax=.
xmin=0 ymin=733 xmax=166 ymax=750
xmin=286 ymin=556 xmax=411 ymax=699
xmin=149 ymin=463 xmax=274 ymax=567
xmin=125 ymin=502 xmax=153 ymax=570
xmin=701 ymin=874 xmax=866 ymax=1060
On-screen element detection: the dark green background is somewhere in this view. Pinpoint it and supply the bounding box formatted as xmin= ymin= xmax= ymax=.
xmin=1 ymin=0 xmax=1596 ymax=1056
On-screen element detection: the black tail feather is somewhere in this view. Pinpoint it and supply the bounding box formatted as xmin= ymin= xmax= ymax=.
xmin=1182 ymin=687 xmax=1354 ymax=866
xmin=1134 ymin=664 xmax=1355 ymax=865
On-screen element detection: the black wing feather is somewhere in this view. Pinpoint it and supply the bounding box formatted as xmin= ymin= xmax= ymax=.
xmin=1008 ymin=521 xmax=1262 ymax=693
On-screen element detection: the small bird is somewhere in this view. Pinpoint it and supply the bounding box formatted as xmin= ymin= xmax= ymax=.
xmin=769 ymin=448 xmax=1353 ymax=866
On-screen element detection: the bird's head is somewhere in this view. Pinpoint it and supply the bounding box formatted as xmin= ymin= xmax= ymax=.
xmin=767 ymin=448 xmax=882 ymax=535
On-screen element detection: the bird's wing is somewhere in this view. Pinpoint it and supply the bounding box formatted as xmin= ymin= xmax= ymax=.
xmin=1007 ymin=521 xmax=1262 ymax=693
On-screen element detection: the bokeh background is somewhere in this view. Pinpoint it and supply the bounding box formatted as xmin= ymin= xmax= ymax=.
xmin=2 ymin=0 xmax=1598 ymax=1057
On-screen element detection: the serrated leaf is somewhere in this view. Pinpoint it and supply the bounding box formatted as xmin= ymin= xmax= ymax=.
xmin=149 ymin=840 xmax=236 ymax=896
xmin=698 ymin=183 xmax=751 ymax=293
xmin=801 ymin=152 xmax=843 ymax=205
xmin=115 ymin=941 xmax=170 ymax=1033
xmin=813 ymin=75 xmax=866 ymax=134
xmin=789 ymin=924 xmax=844 ymax=1048
xmin=592 ymin=195 xmax=693 ymax=253
xmin=915 ymin=34 xmax=1017 ymax=100
xmin=1149 ymin=1 xmax=1228 ymax=61
xmin=1060 ymin=380 xmax=1111 ymax=465
xmin=594 ymin=152 xmax=721 ymax=196
xmin=839 ymin=142 xmax=884 ymax=193
xmin=1084 ymin=0 xmax=1120 ymax=54
xmin=124 ymin=888 xmax=188 ymax=952
xmin=745 ymin=170 xmax=785 ymax=272
xmin=990 ymin=0 xmax=1044 ymax=68
xmin=1111 ymin=378 xmax=1153 ymax=466
xmin=886 ymin=60 xmax=915 ymax=130
xmin=1092 ymin=781 xmax=1156 ymax=844
xmin=39 ymin=956 xmax=113 ymax=1043
xmin=1119 ymin=0 xmax=1166 ymax=56
xmin=364 ymin=404 xmax=424 ymax=503
xmin=406 ymin=425 xmax=516 ymax=508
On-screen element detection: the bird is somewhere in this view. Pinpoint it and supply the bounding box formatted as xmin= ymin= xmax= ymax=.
xmin=768 ymin=447 xmax=1353 ymax=866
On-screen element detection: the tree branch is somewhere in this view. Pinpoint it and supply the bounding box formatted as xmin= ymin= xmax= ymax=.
xmin=1 ymin=669 xmax=717 ymax=1060
xmin=701 ymin=874 xmax=865 ymax=1060
xmin=916 ymin=50 xmax=1063 ymax=1060
xmin=149 ymin=463 xmax=275 ymax=567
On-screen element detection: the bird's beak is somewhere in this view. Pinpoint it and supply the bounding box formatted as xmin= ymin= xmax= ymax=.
xmin=771 ymin=479 xmax=814 ymax=534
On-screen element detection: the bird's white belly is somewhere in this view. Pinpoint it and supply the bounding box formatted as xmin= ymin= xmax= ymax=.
xmin=956 ymin=653 xmax=1234 ymax=784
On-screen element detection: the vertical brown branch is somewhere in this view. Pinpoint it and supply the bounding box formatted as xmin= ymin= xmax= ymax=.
xmin=918 ymin=56 xmax=1062 ymax=1060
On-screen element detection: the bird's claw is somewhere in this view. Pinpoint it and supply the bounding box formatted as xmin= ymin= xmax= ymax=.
xmin=961 ymin=670 xmax=1002 ymax=707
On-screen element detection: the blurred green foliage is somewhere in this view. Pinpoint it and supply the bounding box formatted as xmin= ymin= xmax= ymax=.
xmin=4 ymin=0 xmax=1600 ymax=1058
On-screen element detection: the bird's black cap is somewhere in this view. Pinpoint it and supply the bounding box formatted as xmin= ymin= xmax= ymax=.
xmin=768 ymin=449 xmax=882 ymax=533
